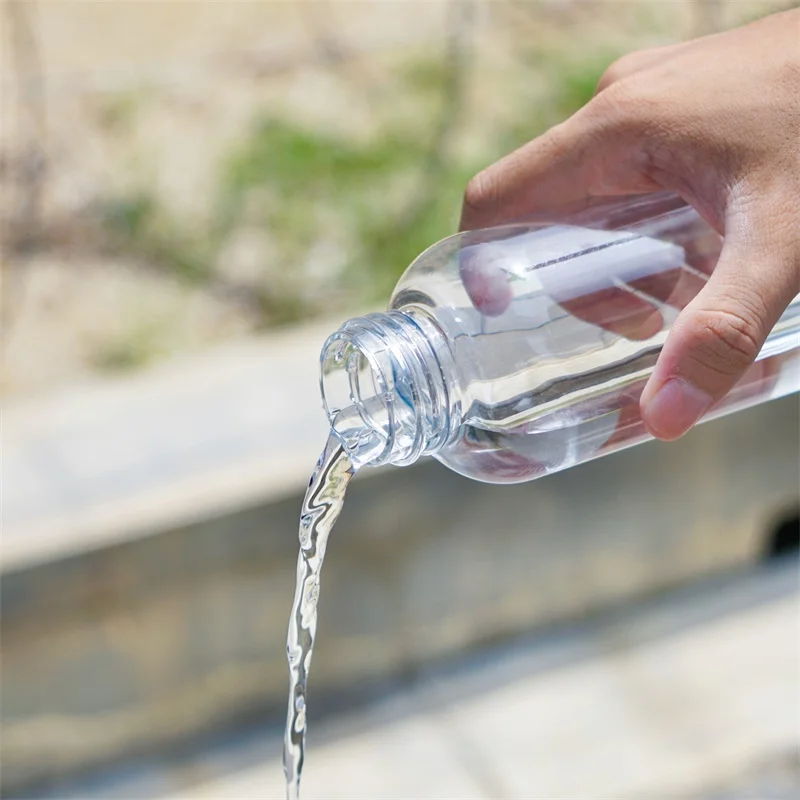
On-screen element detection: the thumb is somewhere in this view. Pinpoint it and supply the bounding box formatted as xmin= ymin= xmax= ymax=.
xmin=640 ymin=223 xmax=798 ymax=441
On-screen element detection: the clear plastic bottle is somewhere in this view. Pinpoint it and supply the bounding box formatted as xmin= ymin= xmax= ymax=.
xmin=320 ymin=193 xmax=800 ymax=483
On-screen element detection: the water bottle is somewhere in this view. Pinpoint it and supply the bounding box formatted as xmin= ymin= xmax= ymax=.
xmin=320 ymin=193 xmax=800 ymax=483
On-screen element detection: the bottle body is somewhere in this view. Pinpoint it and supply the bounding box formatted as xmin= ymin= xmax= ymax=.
xmin=321 ymin=193 xmax=800 ymax=483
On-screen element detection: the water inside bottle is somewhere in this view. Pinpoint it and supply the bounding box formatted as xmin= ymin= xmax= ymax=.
xmin=283 ymin=433 xmax=356 ymax=800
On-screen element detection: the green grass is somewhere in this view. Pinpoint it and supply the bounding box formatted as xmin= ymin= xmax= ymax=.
xmin=99 ymin=191 xmax=213 ymax=284
xmin=89 ymin=317 xmax=163 ymax=372
xmin=553 ymin=53 xmax=612 ymax=116
xmin=497 ymin=46 xmax=623 ymax=156
xmin=94 ymin=88 xmax=144 ymax=133
xmin=96 ymin=42 xmax=633 ymax=338
xmin=226 ymin=118 xmax=416 ymax=188
xmin=218 ymin=113 xmax=463 ymax=303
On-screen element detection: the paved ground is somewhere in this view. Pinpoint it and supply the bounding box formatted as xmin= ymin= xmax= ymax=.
xmin=165 ymin=566 xmax=799 ymax=800
xmin=31 ymin=560 xmax=799 ymax=800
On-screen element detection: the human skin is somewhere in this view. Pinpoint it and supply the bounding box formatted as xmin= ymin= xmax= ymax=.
xmin=459 ymin=9 xmax=799 ymax=441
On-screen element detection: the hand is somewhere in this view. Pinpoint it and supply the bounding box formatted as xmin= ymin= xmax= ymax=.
xmin=459 ymin=9 xmax=800 ymax=441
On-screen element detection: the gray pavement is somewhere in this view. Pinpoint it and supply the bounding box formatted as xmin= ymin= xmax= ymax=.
xmin=165 ymin=561 xmax=800 ymax=800
xmin=30 ymin=561 xmax=797 ymax=800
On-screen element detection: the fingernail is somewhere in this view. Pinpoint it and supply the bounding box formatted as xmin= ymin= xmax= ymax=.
xmin=643 ymin=378 xmax=713 ymax=441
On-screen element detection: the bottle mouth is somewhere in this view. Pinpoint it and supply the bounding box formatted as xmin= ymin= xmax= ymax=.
xmin=320 ymin=327 xmax=397 ymax=468
xmin=319 ymin=312 xmax=455 ymax=469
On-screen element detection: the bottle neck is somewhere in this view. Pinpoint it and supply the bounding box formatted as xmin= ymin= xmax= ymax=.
xmin=319 ymin=310 xmax=461 ymax=469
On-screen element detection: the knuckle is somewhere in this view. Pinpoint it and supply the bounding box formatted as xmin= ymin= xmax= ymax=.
xmin=585 ymin=80 xmax=644 ymax=131
xmin=587 ymin=76 xmax=674 ymax=160
xmin=596 ymin=53 xmax=638 ymax=93
xmin=542 ymin=122 xmax=570 ymax=160
xmin=683 ymin=304 xmax=764 ymax=377
xmin=596 ymin=49 xmax=655 ymax=94
xmin=463 ymin=169 xmax=497 ymax=215
xmin=596 ymin=67 xmax=621 ymax=96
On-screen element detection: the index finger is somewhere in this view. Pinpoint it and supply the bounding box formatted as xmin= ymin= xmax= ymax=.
xmin=459 ymin=100 xmax=661 ymax=231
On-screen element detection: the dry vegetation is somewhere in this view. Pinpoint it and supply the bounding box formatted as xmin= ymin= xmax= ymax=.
xmin=1 ymin=0 xmax=790 ymax=395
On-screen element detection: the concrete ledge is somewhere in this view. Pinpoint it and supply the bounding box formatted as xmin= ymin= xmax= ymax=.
xmin=2 ymin=318 xmax=349 ymax=571
xmin=161 ymin=561 xmax=799 ymax=800
xmin=22 ymin=561 xmax=800 ymax=800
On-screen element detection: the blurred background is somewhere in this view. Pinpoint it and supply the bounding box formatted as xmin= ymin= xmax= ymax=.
xmin=2 ymin=1 xmax=799 ymax=798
